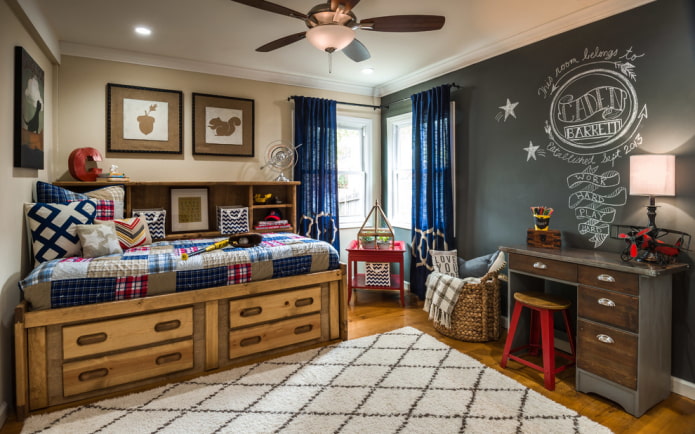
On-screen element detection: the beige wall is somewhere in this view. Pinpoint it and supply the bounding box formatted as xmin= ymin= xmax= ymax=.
xmin=0 ymin=0 xmax=54 ymax=423
xmin=55 ymin=55 xmax=381 ymax=183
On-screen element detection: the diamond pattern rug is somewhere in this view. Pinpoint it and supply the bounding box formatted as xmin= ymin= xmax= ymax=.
xmin=22 ymin=327 xmax=612 ymax=433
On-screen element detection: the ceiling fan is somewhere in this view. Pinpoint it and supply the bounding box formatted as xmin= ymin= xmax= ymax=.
xmin=230 ymin=0 xmax=445 ymax=63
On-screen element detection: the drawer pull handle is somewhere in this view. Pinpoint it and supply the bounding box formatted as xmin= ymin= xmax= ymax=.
xmin=294 ymin=324 xmax=313 ymax=334
xmin=295 ymin=297 xmax=314 ymax=308
xmin=78 ymin=368 xmax=109 ymax=382
xmin=240 ymin=336 xmax=262 ymax=347
xmin=598 ymin=298 xmax=616 ymax=307
xmin=240 ymin=307 xmax=262 ymax=317
xmin=598 ymin=274 xmax=616 ymax=283
xmin=596 ymin=334 xmax=615 ymax=344
xmin=154 ymin=320 xmax=181 ymax=332
xmin=156 ymin=352 xmax=182 ymax=365
xmin=533 ymin=262 xmax=548 ymax=269
xmin=76 ymin=332 xmax=107 ymax=346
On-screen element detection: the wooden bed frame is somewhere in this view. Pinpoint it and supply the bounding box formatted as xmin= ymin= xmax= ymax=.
xmin=15 ymin=265 xmax=346 ymax=419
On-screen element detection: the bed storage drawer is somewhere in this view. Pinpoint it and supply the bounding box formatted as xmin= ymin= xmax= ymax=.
xmin=63 ymin=308 xmax=194 ymax=359
xmin=577 ymin=319 xmax=637 ymax=390
xmin=229 ymin=287 xmax=322 ymax=328
xmin=63 ymin=339 xmax=194 ymax=397
xmin=229 ymin=314 xmax=322 ymax=359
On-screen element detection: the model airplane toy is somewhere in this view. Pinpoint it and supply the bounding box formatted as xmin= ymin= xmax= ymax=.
xmin=611 ymin=224 xmax=691 ymax=265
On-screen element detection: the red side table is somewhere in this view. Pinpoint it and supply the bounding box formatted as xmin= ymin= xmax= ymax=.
xmin=346 ymin=239 xmax=406 ymax=306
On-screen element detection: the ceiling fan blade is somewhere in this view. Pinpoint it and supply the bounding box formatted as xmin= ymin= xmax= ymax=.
xmin=230 ymin=0 xmax=307 ymax=20
xmin=256 ymin=32 xmax=307 ymax=52
xmin=330 ymin=0 xmax=360 ymax=14
xmin=359 ymin=15 xmax=445 ymax=32
xmin=342 ymin=39 xmax=370 ymax=62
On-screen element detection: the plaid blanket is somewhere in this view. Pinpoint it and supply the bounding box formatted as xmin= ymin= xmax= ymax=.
xmin=423 ymin=272 xmax=468 ymax=329
xmin=20 ymin=233 xmax=340 ymax=310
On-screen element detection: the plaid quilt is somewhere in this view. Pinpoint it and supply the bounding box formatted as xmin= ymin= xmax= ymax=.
xmin=20 ymin=233 xmax=340 ymax=310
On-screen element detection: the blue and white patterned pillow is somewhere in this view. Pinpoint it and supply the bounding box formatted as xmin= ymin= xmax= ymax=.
xmin=35 ymin=181 xmax=87 ymax=202
xmin=25 ymin=200 xmax=97 ymax=265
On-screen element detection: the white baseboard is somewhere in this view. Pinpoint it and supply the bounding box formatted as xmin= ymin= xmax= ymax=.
xmin=672 ymin=376 xmax=695 ymax=400
xmin=0 ymin=401 xmax=7 ymax=430
xmin=501 ymin=315 xmax=695 ymax=400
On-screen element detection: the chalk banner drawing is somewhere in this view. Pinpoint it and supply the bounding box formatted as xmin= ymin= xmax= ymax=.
xmin=536 ymin=46 xmax=646 ymax=247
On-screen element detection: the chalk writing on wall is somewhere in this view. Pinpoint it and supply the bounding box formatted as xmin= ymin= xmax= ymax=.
xmin=537 ymin=46 xmax=646 ymax=247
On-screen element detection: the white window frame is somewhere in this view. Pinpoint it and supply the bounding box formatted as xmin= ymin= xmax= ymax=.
xmin=337 ymin=116 xmax=373 ymax=227
xmin=386 ymin=113 xmax=412 ymax=229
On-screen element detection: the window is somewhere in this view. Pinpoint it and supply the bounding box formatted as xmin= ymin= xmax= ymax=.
xmin=387 ymin=113 xmax=412 ymax=229
xmin=337 ymin=116 xmax=372 ymax=227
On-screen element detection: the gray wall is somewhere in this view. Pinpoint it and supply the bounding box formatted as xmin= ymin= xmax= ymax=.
xmin=382 ymin=0 xmax=695 ymax=383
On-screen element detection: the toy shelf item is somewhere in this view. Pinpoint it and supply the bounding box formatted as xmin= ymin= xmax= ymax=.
xmin=357 ymin=200 xmax=395 ymax=249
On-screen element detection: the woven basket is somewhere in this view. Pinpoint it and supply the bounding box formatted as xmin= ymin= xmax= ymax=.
xmin=433 ymin=270 xmax=502 ymax=342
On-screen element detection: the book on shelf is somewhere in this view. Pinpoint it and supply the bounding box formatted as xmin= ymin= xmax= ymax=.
xmin=254 ymin=223 xmax=292 ymax=230
xmin=96 ymin=172 xmax=129 ymax=182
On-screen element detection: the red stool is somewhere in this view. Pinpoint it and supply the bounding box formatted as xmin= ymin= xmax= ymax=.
xmin=500 ymin=291 xmax=575 ymax=391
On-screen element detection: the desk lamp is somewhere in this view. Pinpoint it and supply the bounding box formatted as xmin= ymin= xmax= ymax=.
xmin=629 ymin=154 xmax=675 ymax=229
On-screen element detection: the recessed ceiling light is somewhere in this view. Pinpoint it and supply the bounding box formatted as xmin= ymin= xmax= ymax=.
xmin=135 ymin=26 xmax=152 ymax=36
xmin=361 ymin=67 xmax=374 ymax=75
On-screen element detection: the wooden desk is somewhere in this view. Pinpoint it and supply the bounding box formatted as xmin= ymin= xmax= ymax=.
xmin=500 ymin=246 xmax=688 ymax=417
xmin=347 ymin=240 xmax=406 ymax=306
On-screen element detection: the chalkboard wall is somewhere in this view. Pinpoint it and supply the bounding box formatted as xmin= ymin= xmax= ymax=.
xmin=381 ymin=0 xmax=695 ymax=383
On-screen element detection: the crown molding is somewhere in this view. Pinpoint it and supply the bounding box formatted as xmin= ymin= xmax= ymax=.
xmin=60 ymin=42 xmax=377 ymax=97
xmin=375 ymin=0 xmax=655 ymax=96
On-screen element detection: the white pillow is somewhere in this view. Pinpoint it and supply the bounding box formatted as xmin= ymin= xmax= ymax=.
xmin=430 ymin=249 xmax=459 ymax=277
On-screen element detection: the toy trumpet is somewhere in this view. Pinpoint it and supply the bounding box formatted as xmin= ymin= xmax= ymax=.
xmin=181 ymin=239 xmax=229 ymax=260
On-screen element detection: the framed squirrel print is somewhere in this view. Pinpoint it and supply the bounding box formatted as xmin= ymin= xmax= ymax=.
xmin=192 ymin=93 xmax=254 ymax=157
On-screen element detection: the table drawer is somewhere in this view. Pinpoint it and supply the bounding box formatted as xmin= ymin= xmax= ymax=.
xmin=577 ymin=319 xmax=637 ymax=390
xmin=578 ymin=285 xmax=638 ymax=332
xmin=229 ymin=314 xmax=321 ymax=359
xmin=63 ymin=308 xmax=194 ymax=359
xmin=63 ymin=339 xmax=194 ymax=397
xmin=508 ymin=253 xmax=577 ymax=282
xmin=578 ymin=265 xmax=638 ymax=295
xmin=230 ymin=286 xmax=321 ymax=328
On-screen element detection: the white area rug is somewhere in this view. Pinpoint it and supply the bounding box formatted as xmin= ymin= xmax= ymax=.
xmin=22 ymin=327 xmax=611 ymax=433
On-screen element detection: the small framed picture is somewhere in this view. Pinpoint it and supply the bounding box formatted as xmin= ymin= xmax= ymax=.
xmin=170 ymin=188 xmax=209 ymax=232
xmin=192 ymin=93 xmax=254 ymax=157
xmin=107 ymin=83 xmax=183 ymax=154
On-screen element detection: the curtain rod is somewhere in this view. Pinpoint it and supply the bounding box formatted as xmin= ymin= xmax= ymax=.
xmin=382 ymin=83 xmax=461 ymax=109
xmin=287 ymin=96 xmax=381 ymax=110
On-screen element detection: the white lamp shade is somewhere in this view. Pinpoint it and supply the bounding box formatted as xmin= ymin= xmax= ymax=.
xmin=306 ymin=25 xmax=355 ymax=52
xmin=629 ymin=154 xmax=675 ymax=196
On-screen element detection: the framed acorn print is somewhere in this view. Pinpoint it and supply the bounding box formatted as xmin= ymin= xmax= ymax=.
xmin=107 ymin=83 xmax=183 ymax=154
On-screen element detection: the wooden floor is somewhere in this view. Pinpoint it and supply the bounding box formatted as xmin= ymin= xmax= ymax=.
xmin=3 ymin=289 xmax=695 ymax=433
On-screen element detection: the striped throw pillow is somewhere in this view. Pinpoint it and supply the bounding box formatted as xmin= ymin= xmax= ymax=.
xmin=109 ymin=217 xmax=152 ymax=249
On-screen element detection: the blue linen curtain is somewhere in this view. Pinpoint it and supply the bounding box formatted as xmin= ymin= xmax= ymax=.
xmin=292 ymin=96 xmax=340 ymax=250
xmin=410 ymin=84 xmax=455 ymax=299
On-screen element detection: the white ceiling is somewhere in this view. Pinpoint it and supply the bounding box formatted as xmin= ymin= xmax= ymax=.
xmin=32 ymin=0 xmax=652 ymax=96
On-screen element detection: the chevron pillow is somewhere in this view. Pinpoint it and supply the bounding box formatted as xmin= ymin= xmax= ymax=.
xmin=110 ymin=217 xmax=152 ymax=249
xmin=25 ymin=200 xmax=97 ymax=265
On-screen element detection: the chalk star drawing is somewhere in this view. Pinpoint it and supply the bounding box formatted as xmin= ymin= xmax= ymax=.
xmin=524 ymin=141 xmax=545 ymax=161
xmin=497 ymin=98 xmax=519 ymax=122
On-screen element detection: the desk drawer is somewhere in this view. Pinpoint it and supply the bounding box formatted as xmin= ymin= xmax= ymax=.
xmin=578 ymin=285 xmax=638 ymax=332
xmin=578 ymin=319 xmax=637 ymax=390
xmin=578 ymin=265 xmax=638 ymax=295
xmin=508 ymin=253 xmax=577 ymax=282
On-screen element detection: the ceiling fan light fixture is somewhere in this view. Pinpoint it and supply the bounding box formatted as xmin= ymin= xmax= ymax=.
xmin=306 ymin=24 xmax=355 ymax=52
